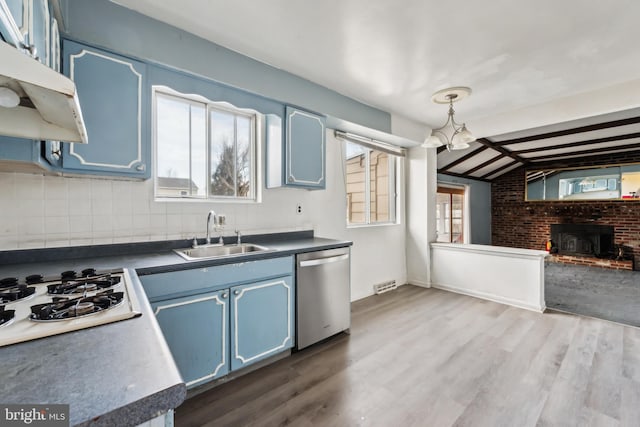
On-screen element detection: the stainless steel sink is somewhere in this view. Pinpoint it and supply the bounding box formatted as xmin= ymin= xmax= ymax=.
xmin=173 ymin=243 xmax=273 ymax=261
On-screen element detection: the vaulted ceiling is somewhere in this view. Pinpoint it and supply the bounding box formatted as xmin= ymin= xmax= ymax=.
xmin=437 ymin=107 xmax=640 ymax=181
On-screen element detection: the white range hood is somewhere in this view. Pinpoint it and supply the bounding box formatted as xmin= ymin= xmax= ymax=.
xmin=0 ymin=40 xmax=88 ymax=143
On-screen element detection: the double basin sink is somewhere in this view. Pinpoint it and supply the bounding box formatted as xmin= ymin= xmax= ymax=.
xmin=173 ymin=243 xmax=273 ymax=261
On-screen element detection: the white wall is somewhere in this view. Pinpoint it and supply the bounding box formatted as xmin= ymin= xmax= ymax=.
xmin=0 ymin=130 xmax=407 ymax=302
xmin=391 ymin=115 xmax=438 ymax=288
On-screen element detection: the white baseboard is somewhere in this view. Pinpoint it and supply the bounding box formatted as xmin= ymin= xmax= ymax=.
xmin=407 ymin=279 xmax=430 ymax=288
xmin=431 ymin=282 xmax=545 ymax=313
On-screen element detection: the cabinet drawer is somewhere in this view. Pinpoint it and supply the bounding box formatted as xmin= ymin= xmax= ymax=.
xmin=140 ymin=256 xmax=294 ymax=301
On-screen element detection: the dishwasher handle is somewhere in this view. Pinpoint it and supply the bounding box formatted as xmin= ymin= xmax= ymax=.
xmin=299 ymin=253 xmax=349 ymax=268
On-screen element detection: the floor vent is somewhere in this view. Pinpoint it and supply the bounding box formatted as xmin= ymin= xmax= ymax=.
xmin=374 ymin=280 xmax=397 ymax=295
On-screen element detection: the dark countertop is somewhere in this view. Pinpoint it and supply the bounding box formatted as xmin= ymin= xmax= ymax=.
xmin=0 ymin=233 xmax=353 ymax=278
xmin=0 ymin=231 xmax=352 ymax=426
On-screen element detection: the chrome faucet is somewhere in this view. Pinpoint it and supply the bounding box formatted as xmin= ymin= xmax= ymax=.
xmin=206 ymin=210 xmax=218 ymax=245
xmin=205 ymin=210 xmax=225 ymax=245
xmin=235 ymin=230 xmax=242 ymax=245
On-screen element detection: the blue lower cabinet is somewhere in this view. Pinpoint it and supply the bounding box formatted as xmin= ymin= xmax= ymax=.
xmin=151 ymin=290 xmax=229 ymax=388
xmin=230 ymin=276 xmax=294 ymax=371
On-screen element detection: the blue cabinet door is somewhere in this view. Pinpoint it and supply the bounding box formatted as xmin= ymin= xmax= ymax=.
xmin=1 ymin=0 xmax=26 ymax=48
xmin=30 ymin=0 xmax=49 ymax=65
xmin=151 ymin=290 xmax=229 ymax=388
xmin=230 ymin=275 xmax=294 ymax=371
xmin=61 ymin=40 xmax=149 ymax=178
xmin=285 ymin=106 xmax=326 ymax=189
xmin=5 ymin=0 xmax=24 ymax=29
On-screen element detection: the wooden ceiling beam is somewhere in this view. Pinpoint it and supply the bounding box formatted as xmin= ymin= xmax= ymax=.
xmin=463 ymin=153 xmax=507 ymax=176
xmin=526 ymin=142 xmax=640 ymax=162
xmin=496 ymin=116 xmax=640 ymax=146
xmin=439 ymin=145 xmax=489 ymax=171
xmin=478 ymin=159 xmax=520 ymax=179
xmin=513 ymin=132 xmax=640 ymax=154
xmin=475 ymin=137 xmax=529 ymax=165
xmin=438 ymin=170 xmax=491 ymax=183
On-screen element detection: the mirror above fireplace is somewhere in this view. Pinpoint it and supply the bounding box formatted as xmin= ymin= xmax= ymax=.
xmin=526 ymin=162 xmax=640 ymax=201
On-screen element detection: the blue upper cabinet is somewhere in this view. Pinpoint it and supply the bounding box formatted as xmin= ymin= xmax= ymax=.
xmin=61 ymin=40 xmax=149 ymax=178
xmin=285 ymin=106 xmax=326 ymax=189
xmin=230 ymin=276 xmax=294 ymax=371
xmin=1 ymin=0 xmax=51 ymax=61
xmin=266 ymin=106 xmax=326 ymax=190
xmin=1 ymin=0 xmax=26 ymax=49
xmin=31 ymin=0 xmax=49 ymax=64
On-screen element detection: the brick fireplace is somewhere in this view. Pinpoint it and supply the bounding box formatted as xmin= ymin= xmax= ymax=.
xmin=491 ymin=153 xmax=640 ymax=271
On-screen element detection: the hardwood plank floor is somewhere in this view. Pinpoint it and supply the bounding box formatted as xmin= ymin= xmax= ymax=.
xmin=175 ymin=285 xmax=640 ymax=427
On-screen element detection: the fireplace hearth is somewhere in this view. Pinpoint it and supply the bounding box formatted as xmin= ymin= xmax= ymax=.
xmin=550 ymin=224 xmax=614 ymax=257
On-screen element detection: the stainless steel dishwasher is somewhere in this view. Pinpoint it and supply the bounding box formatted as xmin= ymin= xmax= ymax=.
xmin=296 ymin=247 xmax=351 ymax=350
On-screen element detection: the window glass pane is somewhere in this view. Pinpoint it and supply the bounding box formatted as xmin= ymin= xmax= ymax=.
xmin=345 ymin=142 xmax=367 ymax=225
xmin=156 ymin=95 xmax=201 ymax=198
xmin=452 ymin=193 xmax=464 ymax=243
xmin=436 ymin=193 xmax=450 ymax=242
xmin=210 ymin=110 xmax=236 ymax=197
xmin=369 ymin=150 xmax=390 ymax=223
xmin=236 ymin=115 xmax=251 ymax=197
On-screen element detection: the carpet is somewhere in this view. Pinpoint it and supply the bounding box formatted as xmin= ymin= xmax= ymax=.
xmin=545 ymin=262 xmax=640 ymax=328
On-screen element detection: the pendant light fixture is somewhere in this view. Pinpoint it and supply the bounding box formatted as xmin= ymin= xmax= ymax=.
xmin=422 ymin=87 xmax=475 ymax=151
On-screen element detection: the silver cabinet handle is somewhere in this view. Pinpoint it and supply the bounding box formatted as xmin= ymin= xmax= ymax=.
xmin=233 ymin=290 xmax=240 ymax=296
xmin=135 ymin=164 xmax=146 ymax=171
xmin=299 ymin=253 xmax=349 ymax=268
xmin=221 ymin=292 xmax=228 ymax=298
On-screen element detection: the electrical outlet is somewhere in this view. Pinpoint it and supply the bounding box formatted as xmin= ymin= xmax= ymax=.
xmin=296 ymin=203 xmax=303 ymax=215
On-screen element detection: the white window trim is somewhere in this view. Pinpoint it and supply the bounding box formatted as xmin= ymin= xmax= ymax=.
xmin=344 ymin=141 xmax=400 ymax=228
xmin=152 ymin=85 xmax=262 ymax=203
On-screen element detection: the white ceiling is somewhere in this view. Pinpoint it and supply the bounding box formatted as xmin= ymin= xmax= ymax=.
xmin=111 ymin=0 xmax=640 ymax=139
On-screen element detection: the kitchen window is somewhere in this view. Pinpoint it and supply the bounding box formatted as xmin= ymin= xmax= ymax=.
xmin=345 ymin=141 xmax=398 ymax=226
xmin=154 ymin=89 xmax=257 ymax=201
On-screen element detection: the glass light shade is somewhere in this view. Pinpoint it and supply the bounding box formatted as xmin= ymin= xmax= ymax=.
xmin=421 ymin=133 xmax=444 ymax=148
xmin=451 ymin=142 xmax=470 ymax=150
xmin=0 ymin=87 xmax=20 ymax=108
xmin=456 ymin=125 xmax=476 ymax=143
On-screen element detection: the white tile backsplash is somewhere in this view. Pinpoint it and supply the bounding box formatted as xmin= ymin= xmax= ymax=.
xmin=44 ymin=176 xmax=68 ymax=199
xmin=19 ymin=217 xmax=44 ymax=235
xmin=18 ymin=198 xmax=45 ymax=216
xmin=15 ymin=174 xmax=44 ymax=200
xmin=0 ymin=170 xmax=315 ymax=250
xmin=45 ymin=216 xmax=70 ymax=234
xmin=45 ymin=199 xmax=69 ymax=217
xmin=92 ymin=215 xmax=113 ymax=233
xmin=69 ymin=215 xmax=92 ymax=233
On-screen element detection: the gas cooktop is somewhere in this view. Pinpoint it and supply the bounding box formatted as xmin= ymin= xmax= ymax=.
xmin=0 ymin=268 xmax=142 ymax=347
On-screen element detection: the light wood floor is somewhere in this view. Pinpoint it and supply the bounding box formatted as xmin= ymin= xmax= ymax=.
xmin=175 ymin=285 xmax=640 ymax=427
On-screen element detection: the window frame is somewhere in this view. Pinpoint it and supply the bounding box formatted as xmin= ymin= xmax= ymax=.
xmin=344 ymin=141 xmax=399 ymax=228
xmin=152 ymin=86 xmax=260 ymax=203
xmin=436 ymin=184 xmax=470 ymax=243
